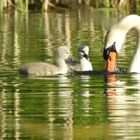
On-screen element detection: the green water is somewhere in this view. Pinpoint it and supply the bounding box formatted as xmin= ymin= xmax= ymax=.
xmin=0 ymin=8 xmax=140 ymax=140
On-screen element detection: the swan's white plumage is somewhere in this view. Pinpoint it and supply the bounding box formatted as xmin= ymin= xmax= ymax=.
xmin=105 ymin=15 xmax=140 ymax=73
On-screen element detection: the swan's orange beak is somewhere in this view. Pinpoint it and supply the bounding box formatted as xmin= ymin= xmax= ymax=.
xmin=103 ymin=42 xmax=117 ymax=72
xmin=105 ymin=52 xmax=117 ymax=72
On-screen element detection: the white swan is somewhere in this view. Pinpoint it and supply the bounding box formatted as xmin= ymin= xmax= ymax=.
xmin=67 ymin=45 xmax=93 ymax=71
xmin=19 ymin=46 xmax=71 ymax=76
xmin=103 ymin=14 xmax=140 ymax=73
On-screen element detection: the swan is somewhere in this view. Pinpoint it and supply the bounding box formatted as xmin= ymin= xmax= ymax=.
xmin=67 ymin=45 xmax=93 ymax=71
xmin=103 ymin=14 xmax=140 ymax=73
xmin=19 ymin=46 xmax=71 ymax=76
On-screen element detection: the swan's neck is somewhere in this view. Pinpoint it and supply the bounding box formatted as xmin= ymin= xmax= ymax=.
xmin=105 ymin=15 xmax=140 ymax=73
xmin=56 ymin=58 xmax=68 ymax=73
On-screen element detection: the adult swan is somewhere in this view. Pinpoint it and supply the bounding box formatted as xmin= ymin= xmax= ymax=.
xmin=103 ymin=14 xmax=140 ymax=73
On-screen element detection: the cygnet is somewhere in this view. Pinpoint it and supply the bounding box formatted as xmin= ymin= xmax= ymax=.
xmin=67 ymin=45 xmax=93 ymax=71
xmin=19 ymin=46 xmax=71 ymax=76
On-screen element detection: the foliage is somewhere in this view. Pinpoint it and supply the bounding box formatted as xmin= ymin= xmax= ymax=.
xmin=0 ymin=0 xmax=139 ymax=13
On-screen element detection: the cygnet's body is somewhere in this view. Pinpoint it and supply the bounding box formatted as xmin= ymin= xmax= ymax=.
xmin=78 ymin=45 xmax=93 ymax=71
xmin=67 ymin=45 xmax=93 ymax=71
xmin=19 ymin=46 xmax=70 ymax=76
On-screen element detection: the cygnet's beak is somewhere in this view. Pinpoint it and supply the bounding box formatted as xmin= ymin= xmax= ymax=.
xmin=65 ymin=55 xmax=73 ymax=62
xmin=79 ymin=51 xmax=88 ymax=59
xmin=103 ymin=42 xmax=117 ymax=72
xmin=68 ymin=55 xmax=72 ymax=60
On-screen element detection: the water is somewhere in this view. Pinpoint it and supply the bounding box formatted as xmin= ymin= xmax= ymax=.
xmin=0 ymin=8 xmax=140 ymax=140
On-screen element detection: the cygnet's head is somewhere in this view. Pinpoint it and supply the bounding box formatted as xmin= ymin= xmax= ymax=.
xmin=56 ymin=46 xmax=71 ymax=60
xmin=78 ymin=45 xmax=89 ymax=59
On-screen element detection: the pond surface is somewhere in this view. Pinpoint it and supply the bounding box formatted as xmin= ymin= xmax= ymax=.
xmin=0 ymin=7 xmax=140 ymax=140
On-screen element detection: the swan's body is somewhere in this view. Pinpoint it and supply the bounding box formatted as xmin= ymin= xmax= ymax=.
xmin=104 ymin=15 xmax=140 ymax=73
xmin=67 ymin=45 xmax=93 ymax=71
xmin=19 ymin=46 xmax=70 ymax=76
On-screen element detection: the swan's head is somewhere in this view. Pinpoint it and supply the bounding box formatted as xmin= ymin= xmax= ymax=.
xmin=78 ymin=45 xmax=89 ymax=59
xmin=56 ymin=46 xmax=71 ymax=60
xmin=103 ymin=24 xmax=126 ymax=72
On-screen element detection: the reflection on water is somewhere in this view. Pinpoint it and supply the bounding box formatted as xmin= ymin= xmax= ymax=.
xmin=0 ymin=76 xmax=73 ymax=139
xmin=47 ymin=76 xmax=73 ymax=140
xmin=0 ymin=7 xmax=140 ymax=140
xmin=105 ymin=74 xmax=140 ymax=139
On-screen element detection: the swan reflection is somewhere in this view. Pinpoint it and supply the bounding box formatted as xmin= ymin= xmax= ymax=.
xmin=105 ymin=74 xmax=140 ymax=139
xmin=130 ymin=74 xmax=140 ymax=94
xmin=105 ymin=74 xmax=126 ymax=96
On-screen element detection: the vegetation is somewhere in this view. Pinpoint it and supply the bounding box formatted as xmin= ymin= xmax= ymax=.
xmin=0 ymin=0 xmax=139 ymax=13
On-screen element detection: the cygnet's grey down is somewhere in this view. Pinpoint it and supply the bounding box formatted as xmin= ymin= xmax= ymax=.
xmin=67 ymin=45 xmax=93 ymax=71
xmin=19 ymin=46 xmax=71 ymax=76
